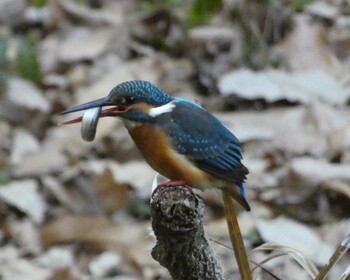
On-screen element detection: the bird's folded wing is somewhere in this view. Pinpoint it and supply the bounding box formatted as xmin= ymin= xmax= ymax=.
xmin=156 ymin=100 xmax=248 ymax=185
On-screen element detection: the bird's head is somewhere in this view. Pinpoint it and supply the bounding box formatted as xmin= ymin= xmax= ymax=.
xmin=59 ymin=80 xmax=174 ymax=125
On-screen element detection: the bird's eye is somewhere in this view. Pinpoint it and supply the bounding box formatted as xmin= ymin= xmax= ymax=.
xmin=120 ymin=96 xmax=135 ymax=105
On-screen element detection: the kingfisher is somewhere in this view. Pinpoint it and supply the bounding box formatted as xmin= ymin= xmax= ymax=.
xmin=59 ymin=80 xmax=250 ymax=211
xmin=60 ymin=80 xmax=252 ymax=279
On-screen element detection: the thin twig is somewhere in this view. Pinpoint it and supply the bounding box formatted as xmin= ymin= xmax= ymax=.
xmin=316 ymin=234 xmax=350 ymax=280
xmin=222 ymin=191 xmax=252 ymax=280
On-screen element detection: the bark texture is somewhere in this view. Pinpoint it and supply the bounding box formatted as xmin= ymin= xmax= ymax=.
xmin=151 ymin=185 xmax=224 ymax=280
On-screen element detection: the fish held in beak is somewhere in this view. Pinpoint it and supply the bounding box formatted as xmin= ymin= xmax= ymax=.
xmin=58 ymin=97 xmax=128 ymax=141
xmin=81 ymin=107 xmax=101 ymax=142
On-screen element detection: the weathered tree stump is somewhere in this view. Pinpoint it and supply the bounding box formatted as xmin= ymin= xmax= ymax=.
xmin=151 ymin=185 xmax=224 ymax=280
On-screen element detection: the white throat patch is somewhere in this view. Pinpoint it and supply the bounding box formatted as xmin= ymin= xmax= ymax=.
xmin=149 ymin=102 xmax=176 ymax=117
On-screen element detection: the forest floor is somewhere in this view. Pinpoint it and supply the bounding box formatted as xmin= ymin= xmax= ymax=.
xmin=0 ymin=0 xmax=349 ymax=279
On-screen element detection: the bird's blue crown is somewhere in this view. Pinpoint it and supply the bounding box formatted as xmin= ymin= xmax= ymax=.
xmin=109 ymin=80 xmax=173 ymax=106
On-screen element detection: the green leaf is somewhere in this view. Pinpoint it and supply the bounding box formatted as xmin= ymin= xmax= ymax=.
xmin=16 ymin=33 xmax=41 ymax=83
xmin=32 ymin=0 xmax=48 ymax=8
xmin=0 ymin=36 xmax=7 ymax=70
xmin=0 ymin=173 xmax=10 ymax=185
xmin=186 ymin=0 xmax=222 ymax=27
xmin=291 ymin=0 xmax=314 ymax=11
xmin=0 ymin=35 xmax=8 ymax=92
xmin=139 ymin=0 xmax=181 ymax=12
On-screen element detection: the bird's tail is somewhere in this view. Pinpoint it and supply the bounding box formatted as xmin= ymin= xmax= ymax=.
xmin=223 ymin=182 xmax=250 ymax=211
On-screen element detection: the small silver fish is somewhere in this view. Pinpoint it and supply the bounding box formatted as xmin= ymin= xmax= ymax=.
xmin=81 ymin=107 xmax=101 ymax=141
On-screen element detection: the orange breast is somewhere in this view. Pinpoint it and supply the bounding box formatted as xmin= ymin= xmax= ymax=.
xmin=127 ymin=123 xmax=210 ymax=188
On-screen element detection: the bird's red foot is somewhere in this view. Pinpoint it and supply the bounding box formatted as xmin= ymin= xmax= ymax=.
xmin=158 ymin=180 xmax=191 ymax=189
xmin=152 ymin=180 xmax=192 ymax=198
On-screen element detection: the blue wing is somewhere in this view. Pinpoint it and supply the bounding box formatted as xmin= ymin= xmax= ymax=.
xmin=155 ymin=99 xmax=249 ymax=186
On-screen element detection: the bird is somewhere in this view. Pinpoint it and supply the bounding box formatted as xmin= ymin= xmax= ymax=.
xmin=59 ymin=80 xmax=250 ymax=211
xmin=59 ymin=80 xmax=251 ymax=279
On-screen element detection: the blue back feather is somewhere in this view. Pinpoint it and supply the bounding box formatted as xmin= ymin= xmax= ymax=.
xmin=155 ymin=99 xmax=248 ymax=185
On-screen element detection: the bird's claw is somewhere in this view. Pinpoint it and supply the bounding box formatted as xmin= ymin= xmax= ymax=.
xmin=151 ymin=180 xmax=192 ymax=199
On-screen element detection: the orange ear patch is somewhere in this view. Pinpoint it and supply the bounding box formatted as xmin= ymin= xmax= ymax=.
xmin=129 ymin=102 xmax=153 ymax=114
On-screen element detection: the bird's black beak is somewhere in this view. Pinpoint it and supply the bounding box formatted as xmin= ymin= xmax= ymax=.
xmin=58 ymin=97 xmax=127 ymax=125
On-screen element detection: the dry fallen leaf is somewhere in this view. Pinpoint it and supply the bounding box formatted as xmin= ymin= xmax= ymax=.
xmin=41 ymin=216 xmax=147 ymax=251
xmin=321 ymin=181 xmax=350 ymax=200
xmin=0 ymin=0 xmax=27 ymax=26
xmin=10 ymin=128 xmax=40 ymax=166
xmin=74 ymin=57 xmax=161 ymax=106
xmin=92 ymin=167 xmax=131 ymax=214
xmin=289 ymin=157 xmax=350 ymax=189
xmin=81 ymin=160 xmax=155 ymax=198
xmin=89 ymin=251 xmax=121 ymax=278
xmin=0 ymin=1 xmax=349 ymax=279
xmin=0 ymin=245 xmax=52 ymax=280
xmin=13 ymin=143 xmax=68 ymax=177
xmin=305 ymin=2 xmax=338 ymax=21
xmin=51 ymin=0 xmax=122 ymax=27
xmin=58 ymin=28 xmax=114 ymax=64
xmin=42 ymin=176 xmax=80 ymax=213
xmin=218 ymin=69 xmax=349 ymax=105
xmin=217 ymin=107 xmax=328 ymax=157
xmin=38 ymin=33 xmax=61 ymax=74
xmin=0 ymin=180 xmax=47 ymax=224
xmin=12 ymin=125 xmax=78 ymax=177
xmin=320 ymin=219 xmax=350 ymax=251
xmin=276 ymin=15 xmax=335 ymax=71
xmin=303 ymin=101 xmax=348 ymax=134
xmin=6 ymin=77 xmax=50 ymax=112
xmin=188 ymin=26 xmax=237 ymax=44
xmin=257 ymin=216 xmax=333 ymax=266
xmin=8 ymin=219 xmax=41 ymax=255
xmin=35 ymin=246 xmax=74 ymax=270
xmin=47 ymin=268 xmax=79 ymax=280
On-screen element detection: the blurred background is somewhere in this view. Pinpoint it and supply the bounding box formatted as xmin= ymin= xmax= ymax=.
xmin=0 ymin=0 xmax=349 ymax=279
